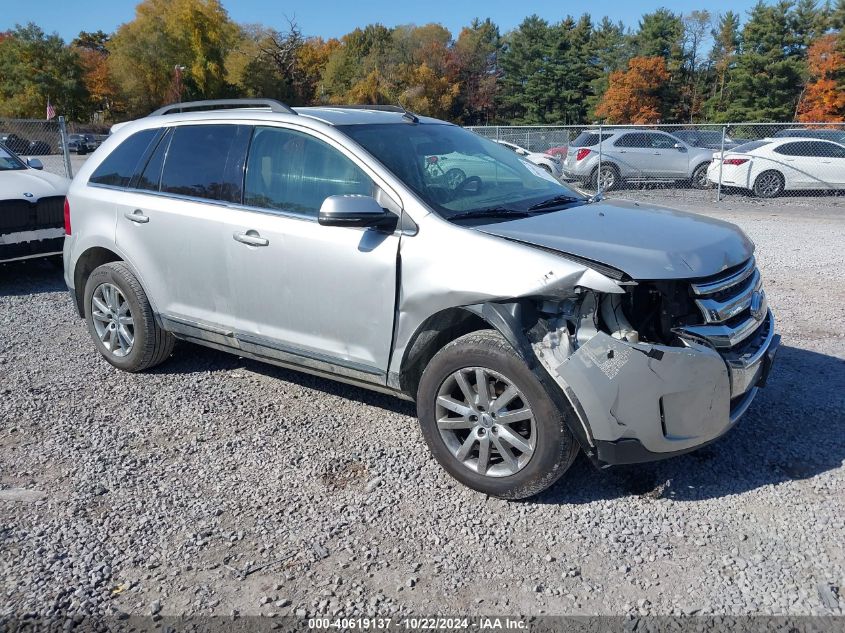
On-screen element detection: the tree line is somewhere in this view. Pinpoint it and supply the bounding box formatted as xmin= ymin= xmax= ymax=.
xmin=1 ymin=0 xmax=844 ymax=125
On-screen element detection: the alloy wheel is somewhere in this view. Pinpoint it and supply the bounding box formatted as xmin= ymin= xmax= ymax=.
xmin=91 ymin=283 xmax=135 ymax=358
xmin=435 ymin=367 xmax=536 ymax=477
xmin=598 ymin=166 xmax=616 ymax=191
xmin=755 ymin=172 xmax=782 ymax=197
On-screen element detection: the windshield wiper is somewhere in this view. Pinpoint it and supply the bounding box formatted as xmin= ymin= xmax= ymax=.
xmin=447 ymin=207 xmax=532 ymax=222
xmin=526 ymin=195 xmax=584 ymax=211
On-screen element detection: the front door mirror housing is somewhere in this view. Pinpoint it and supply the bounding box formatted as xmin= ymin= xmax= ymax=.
xmin=26 ymin=158 xmax=43 ymax=170
xmin=673 ymin=143 xmax=687 ymax=152
xmin=318 ymin=195 xmax=398 ymax=230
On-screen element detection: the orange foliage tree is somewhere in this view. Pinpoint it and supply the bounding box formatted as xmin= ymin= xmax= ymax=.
xmin=797 ymin=34 xmax=845 ymax=122
xmin=594 ymin=56 xmax=670 ymax=124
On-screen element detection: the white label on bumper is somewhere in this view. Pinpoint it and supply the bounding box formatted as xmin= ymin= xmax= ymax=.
xmin=0 ymin=227 xmax=65 ymax=245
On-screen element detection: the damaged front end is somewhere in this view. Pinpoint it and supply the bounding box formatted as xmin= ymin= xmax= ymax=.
xmin=523 ymin=257 xmax=779 ymax=466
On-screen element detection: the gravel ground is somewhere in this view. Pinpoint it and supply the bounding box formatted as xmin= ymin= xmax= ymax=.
xmin=1 ymin=194 xmax=843 ymax=621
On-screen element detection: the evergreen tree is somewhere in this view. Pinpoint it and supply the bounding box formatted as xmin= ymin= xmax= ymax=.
xmin=714 ymin=1 xmax=807 ymax=121
xmin=497 ymin=15 xmax=553 ymax=123
xmin=586 ymin=17 xmax=631 ymax=120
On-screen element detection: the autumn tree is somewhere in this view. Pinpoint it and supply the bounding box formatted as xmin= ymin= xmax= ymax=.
xmin=449 ymin=19 xmax=501 ymax=124
xmin=594 ymin=56 xmax=671 ymax=123
xmin=797 ymin=33 xmax=845 ymax=121
xmin=0 ymin=23 xmax=88 ymax=119
xmin=108 ymin=0 xmax=239 ymax=117
xmin=72 ymin=30 xmax=118 ymax=119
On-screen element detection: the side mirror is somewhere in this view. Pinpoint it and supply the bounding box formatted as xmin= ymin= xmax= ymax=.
xmin=516 ymin=148 xmax=529 ymax=156
xmin=26 ymin=158 xmax=43 ymax=170
xmin=674 ymin=143 xmax=687 ymax=152
xmin=318 ymin=195 xmax=398 ymax=230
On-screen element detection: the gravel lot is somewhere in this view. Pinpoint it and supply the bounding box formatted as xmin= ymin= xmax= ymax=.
xmin=1 ymin=193 xmax=843 ymax=621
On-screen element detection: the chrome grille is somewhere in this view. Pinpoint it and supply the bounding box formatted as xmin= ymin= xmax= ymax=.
xmin=679 ymin=258 xmax=768 ymax=349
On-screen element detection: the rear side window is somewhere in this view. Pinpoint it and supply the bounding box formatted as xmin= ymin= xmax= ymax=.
xmin=244 ymin=126 xmax=373 ymax=217
xmin=160 ymin=124 xmax=248 ymax=202
xmin=614 ymin=133 xmax=651 ymax=148
xmin=775 ymin=141 xmax=814 ymax=156
xmin=570 ymin=132 xmax=612 ymax=147
xmin=89 ymin=129 xmax=158 ymax=187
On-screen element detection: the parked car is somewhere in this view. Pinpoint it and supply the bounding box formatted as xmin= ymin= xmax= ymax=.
xmin=0 ymin=133 xmax=52 ymax=156
xmin=708 ymin=137 xmax=845 ymax=197
xmin=772 ymin=128 xmax=845 ymax=144
xmin=493 ymin=140 xmax=563 ymax=179
xmin=562 ymin=129 xmax=715 ymax=190
xmin=544 ymin=145 xmax=568 ymax=159
xmin=60 ymin=134 xmax=91 ymax=155
xmin=672 ymin=129 xmax=749 ymax=150
xmin=64 ymin=100 xmax=778 ymax=499
xmin=0 ymin=143 xmax=69 ymax=263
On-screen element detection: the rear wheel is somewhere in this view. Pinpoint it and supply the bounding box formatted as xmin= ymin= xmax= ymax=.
xmin=591 ymin=164 xmax=619 ymax=191
xmin=83 ymin=262 xmax=174 ymax=372
xmin=753 ymin=170 xmax=784 ymax=198
xmin=417 ymin=330 xmax=580 ymax=499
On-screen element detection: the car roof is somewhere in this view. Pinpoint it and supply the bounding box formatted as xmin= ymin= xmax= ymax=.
xmin=110 ymin=104 xmax=451 ymax=136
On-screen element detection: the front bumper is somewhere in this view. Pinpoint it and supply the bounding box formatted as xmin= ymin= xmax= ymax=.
xmin=538 ymin=312 xmax=779 ymax=467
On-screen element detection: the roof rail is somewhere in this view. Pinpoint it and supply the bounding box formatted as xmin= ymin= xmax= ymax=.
xmin=333 ymin=104 xmax=419 ymax=123
xmin=148 ymin=99 xmax=297 ymax=117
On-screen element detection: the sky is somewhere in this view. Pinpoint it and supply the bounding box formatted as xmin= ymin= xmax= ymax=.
xmin=3 ymin=0 xmax=760 ymax=42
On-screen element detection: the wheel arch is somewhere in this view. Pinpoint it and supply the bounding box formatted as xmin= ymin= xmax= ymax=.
xmin=72 ymin=246 xmax=123 ymax=317
xmin=398 ymin=300 xmax=594 ymax=456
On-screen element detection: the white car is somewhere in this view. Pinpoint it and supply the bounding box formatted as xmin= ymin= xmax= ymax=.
xmin=708 ymin=137 xmax=845 ymax=197
xmin=494 ymin=140 xmax=563 ymax=179
xmin=0 ymin=144 xmax=70 ymax=263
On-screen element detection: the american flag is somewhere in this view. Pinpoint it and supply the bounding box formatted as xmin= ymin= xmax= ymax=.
xmin=46 ymin=99 xmax=56 ymax=120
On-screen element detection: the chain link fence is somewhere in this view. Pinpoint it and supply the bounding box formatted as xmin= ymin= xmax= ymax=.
xmin=0 ymin=116 xmax=98 ymax=179
xmin=467 ymin=122 xmax=845 ymax=201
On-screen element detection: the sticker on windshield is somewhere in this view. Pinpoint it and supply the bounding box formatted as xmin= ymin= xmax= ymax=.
xmin=522 ymin=159 xmax=558 ymax=183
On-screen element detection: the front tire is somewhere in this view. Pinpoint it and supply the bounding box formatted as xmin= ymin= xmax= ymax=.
xmin=417 ymin=330 xmax=580 ymax=499
xmin=83 ymin=262 xmax=174 ymax=372
xmin=690 ymin=162 xmax=711 ymax=189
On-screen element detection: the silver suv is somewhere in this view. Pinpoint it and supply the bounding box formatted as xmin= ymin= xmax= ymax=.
xmin=63 ymin=100 xmax=779 ymax=499
xmin=562 ymin=129 xmax=715 ymax=190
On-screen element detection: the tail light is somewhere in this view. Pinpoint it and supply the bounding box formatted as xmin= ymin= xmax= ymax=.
xmin=63 ymin=197 xmax=71 ymax=235
xmin=427 ymin=155 xmax=438 ymax=164
xmin=722 ymin=157 xmax=749 ymax=166
xmin=575 ymin=148 xmax=591 ymax=161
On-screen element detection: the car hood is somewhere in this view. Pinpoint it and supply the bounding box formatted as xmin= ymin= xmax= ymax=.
xmin=475 ymin=199 xmax=754 ymax=280
xmin=0 ymin=169 xmax=69 ymax=202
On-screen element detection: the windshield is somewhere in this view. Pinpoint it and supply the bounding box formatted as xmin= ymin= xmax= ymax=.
xmin=0 ymin=144 xmax=26 ymax=171
xmin=339 ymin=123 xmax=585 ymax=220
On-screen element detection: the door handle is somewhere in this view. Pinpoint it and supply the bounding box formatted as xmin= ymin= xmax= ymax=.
xmin=125 ymin=210 xmax=149 ymax=224
xmin=653 ymin=152 xmax=662 ymax=155
xmin=233 ymin=230 xmax=269 ymax=247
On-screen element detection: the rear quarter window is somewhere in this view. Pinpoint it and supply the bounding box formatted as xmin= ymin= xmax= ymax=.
xmin=89 ymin=129 xmax=158 ymax=187
xmin=159 ymin=124 xmax=249 ymax=203
xmin=570 ymin=132 xmax=612 ymax=148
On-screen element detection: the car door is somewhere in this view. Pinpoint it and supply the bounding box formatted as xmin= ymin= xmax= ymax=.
xmin=648 ymin=133 xmax=688 ymax=177
xmin=225 ymin=124 xmax=400 ymax=380
xmin=114 ymin=123 xmax=249 ymax=334
xmin=806 ymin=141 xmax=845 ymax=188
xmin=772 ymin=141 xmax=820 ymax=189
xmin=611 ymin=132 xmax=676 ymax=178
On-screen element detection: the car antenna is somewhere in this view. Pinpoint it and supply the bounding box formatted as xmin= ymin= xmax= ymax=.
xmin=396 ymin=102 xmax=419 ymax=124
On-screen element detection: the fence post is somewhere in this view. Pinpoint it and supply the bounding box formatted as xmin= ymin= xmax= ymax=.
xmin=597 ymin=124 xmax=603 ymax=195
xmin=58 ymin=116 xmax=73 ymax=179
xmin=716 ymin=125 xmax=726 ymax=203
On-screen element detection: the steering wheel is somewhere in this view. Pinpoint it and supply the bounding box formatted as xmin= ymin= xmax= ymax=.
xmin=454 ymin=175 xmax=482 ymax=194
